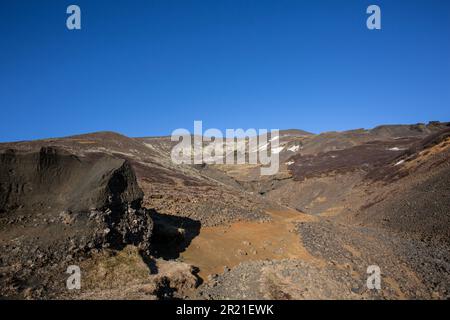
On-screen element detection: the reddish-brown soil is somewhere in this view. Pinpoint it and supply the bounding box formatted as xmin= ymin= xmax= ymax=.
xmin=181 ymin=209 xmax=322 ymax=279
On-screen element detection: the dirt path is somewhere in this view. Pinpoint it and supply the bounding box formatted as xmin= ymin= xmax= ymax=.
xmin=180 ymin=209 xmax=321 ymax=279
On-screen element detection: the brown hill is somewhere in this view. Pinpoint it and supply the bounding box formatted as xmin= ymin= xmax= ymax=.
xmin=1 ymin=121 xmax=449 ymax=299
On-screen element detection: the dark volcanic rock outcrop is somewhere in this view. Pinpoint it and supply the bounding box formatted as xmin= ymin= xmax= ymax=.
xmin=0 ymin=147 xmax=153 ymax=298
xmin=0 ymin=146 xmax=143 ymax=213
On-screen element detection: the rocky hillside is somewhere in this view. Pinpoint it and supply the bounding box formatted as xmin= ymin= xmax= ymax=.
xmin=0 ymin=121 xmax=449 ymax=299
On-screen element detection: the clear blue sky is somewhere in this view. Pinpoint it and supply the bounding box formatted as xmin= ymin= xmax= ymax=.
xmin=1 ymin=0 xmax=449 ymax=142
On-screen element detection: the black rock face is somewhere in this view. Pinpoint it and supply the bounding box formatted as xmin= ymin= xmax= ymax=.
xmin=0 ymin=147 xmax=153 ymax=298
xmin=0 ymin=147 xmax=144 ymax=213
